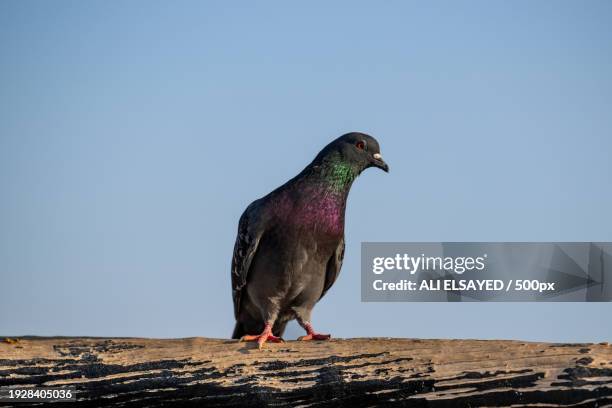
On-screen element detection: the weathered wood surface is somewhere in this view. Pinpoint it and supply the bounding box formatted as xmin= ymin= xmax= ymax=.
xmin=1 ymin=337 xmax=611 ymax=407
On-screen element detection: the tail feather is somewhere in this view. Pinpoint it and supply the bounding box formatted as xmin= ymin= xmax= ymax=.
xmin=231 ymin=321 xmax=245 ymax=339
xmin=272 ymin=320 xmax=288 ymax=337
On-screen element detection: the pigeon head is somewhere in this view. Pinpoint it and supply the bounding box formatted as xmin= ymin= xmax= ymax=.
xmin=314 ymin=132 xmax=389 ymax=174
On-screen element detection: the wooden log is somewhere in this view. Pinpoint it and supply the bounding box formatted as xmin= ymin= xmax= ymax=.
xmin=1 ymin=337 xmax=611 ymax=407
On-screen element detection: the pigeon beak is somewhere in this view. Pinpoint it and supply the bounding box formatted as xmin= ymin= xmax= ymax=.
xmin=371 ymin=153 xmax=389 ymax=173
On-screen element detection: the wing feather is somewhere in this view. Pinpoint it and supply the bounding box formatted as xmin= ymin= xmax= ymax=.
xmin=319 ymin=237 xmax=345 ymax=300
xmin=231 ymin=203 xmax=264 ymax=319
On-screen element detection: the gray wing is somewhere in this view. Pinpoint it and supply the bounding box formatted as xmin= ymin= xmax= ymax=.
xmin=231 ymin=203 xmax=265 ymax=320
xmin=319 ymin=236 xmax=345 ymax=300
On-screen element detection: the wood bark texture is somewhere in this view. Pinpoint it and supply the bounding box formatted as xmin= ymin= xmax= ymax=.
xmin=1 ymin=337 xmax=611 ymax=407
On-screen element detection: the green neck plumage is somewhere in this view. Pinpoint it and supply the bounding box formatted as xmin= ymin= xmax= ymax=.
xmin=319 ymin=157 xmax=359 ymax=193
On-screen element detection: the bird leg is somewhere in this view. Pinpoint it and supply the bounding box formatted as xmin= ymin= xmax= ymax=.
xmin=297 ymin=321 xmax=331 ymax=341
xmin=239 ymin=322 xmax=284 ymax=349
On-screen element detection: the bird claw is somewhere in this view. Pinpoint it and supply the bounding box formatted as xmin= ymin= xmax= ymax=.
xmin=298 ymin=333 xmax=331 ymax=341
xmin=240 ymin=333 xmax=284 ymax=349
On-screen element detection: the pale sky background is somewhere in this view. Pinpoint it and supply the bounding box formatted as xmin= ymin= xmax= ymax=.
xmin=1 ymin=1 xmax=611 ymax=342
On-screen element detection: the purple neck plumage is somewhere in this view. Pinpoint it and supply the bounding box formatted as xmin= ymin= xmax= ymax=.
xmin=271 ymin=154 xmax=360 ymax=235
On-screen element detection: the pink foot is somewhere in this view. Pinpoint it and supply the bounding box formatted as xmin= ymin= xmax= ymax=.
xmin=298 ymin=322 xmax=331 ymax=341
xmin=298 ymin=333 xmax=331 ymax=341
xmin=239 ymin=323 xmax=284 ymax=349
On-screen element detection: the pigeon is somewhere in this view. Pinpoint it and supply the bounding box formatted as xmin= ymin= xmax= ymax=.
xmin=231 ymin=132 xmax=388 ymax=348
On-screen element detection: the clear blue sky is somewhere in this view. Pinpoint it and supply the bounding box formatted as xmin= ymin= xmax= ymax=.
xmin=1 ymin=1 xmax=611 ymax=342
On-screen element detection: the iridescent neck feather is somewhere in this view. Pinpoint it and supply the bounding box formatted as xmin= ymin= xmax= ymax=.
xmin=272 ymin=154 xmax=360 ymax=235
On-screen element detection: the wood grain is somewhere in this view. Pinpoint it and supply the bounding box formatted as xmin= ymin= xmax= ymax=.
xmin=1 ymin=337 xmax=611 ymax=407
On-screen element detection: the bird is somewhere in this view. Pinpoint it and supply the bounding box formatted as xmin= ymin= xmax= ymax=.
xmin=231 ymin=132 xmax=389 ymax=348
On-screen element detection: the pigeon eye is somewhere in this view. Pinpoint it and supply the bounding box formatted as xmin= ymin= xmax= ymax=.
xmin=355 ymin=141 xmax=366 ymax=150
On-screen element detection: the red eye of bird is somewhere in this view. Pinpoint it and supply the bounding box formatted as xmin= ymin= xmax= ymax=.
xmin=355 ymin=141 xmax=365 ymax=150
